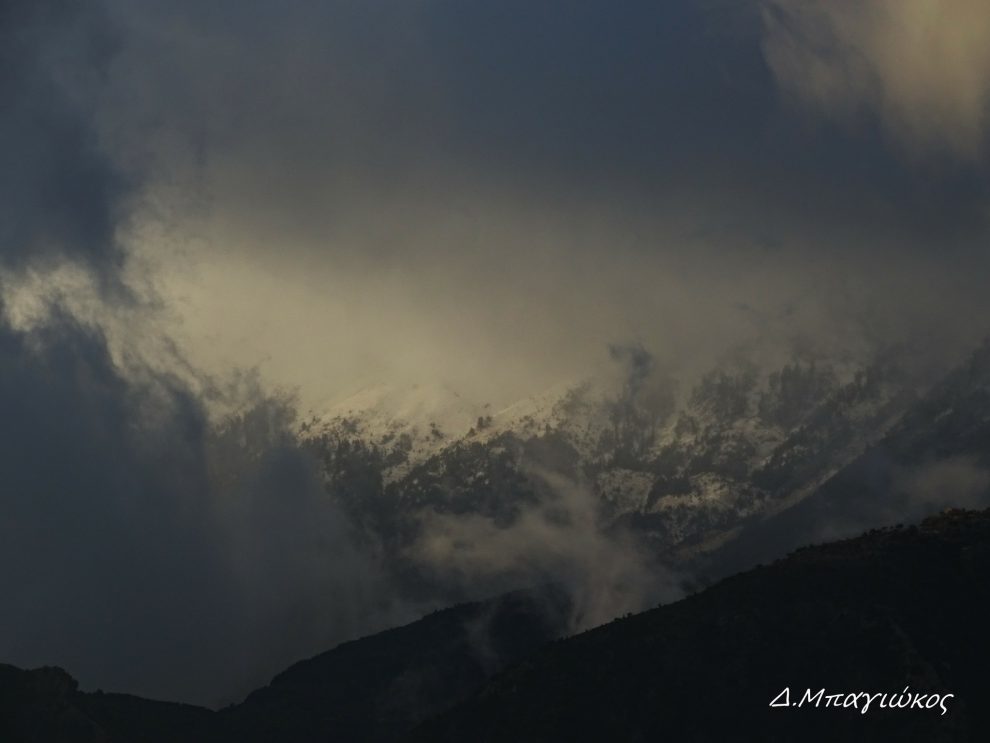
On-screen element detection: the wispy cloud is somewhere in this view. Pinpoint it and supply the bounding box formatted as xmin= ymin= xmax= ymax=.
xmin=762 ymin=0 xmax=990 ymax=161
xmin=408 ymin=466 xmax=681 ymax=632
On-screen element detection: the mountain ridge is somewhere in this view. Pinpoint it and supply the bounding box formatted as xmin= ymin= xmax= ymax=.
xmin=3 ymin=507 xmax=987 ymax=742
xmin=413 ymin=507 xmax=990 ymax=742
xmin=303 ymin=346 xmax=942 ymax=608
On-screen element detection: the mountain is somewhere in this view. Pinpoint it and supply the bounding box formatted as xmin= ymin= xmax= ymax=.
xmin=301 ymin=347 xmax=931 ymax=605
xmin=0 ymin=587 xmax=570 ymax=743
xmin=216 ymin=586 xmax=570 ymax=742
xmin=413 ymin=507 xmax=990 ymax=742
xmin=4 ymin=509 xmax=988 ymax=741
xmin=0 ymin=663 xmax=220 ymax=743
xmin=697 ymin=340 xmax=990 ymax=581
xmin=303 ymin=381 xmax=492 ymax=483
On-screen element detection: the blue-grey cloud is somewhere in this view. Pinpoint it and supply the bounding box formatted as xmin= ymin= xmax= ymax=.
xmin=0 ymin=299 xmax=405 ymax=706
xmin=70 ymin=0 xmax=989 ymax=408
xmin=0 ymin=0 xmax=129 ymax=280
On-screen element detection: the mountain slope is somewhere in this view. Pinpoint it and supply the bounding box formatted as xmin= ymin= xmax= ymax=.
xmin=218 ymin=586 xmax=570 ymax=742
xmin=4 ymin=510 xmax=987 ymax=741
xmin=0 ymin=664 xmax=220 ymax=743
xmin=413 ymin=508 xmax=990 ymax=742
xmin=699 ymin=340 xmax=990 ymax=580
xmin=0 ymin=587 xmax=570 ymax=743
xmin=304 ymin=350 xmax=925 ymax=606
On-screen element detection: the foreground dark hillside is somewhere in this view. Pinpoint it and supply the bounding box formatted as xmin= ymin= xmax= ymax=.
xmin=0 ymin=664 xmax=221 ymax=743
xmin=0 ymin=588 xmax=570 ymax=743
xmin=218 ymin=587 xmax=570 ymax=742
xmin=3 ymin=509 xmax=988 ymax=741
xmin=415 ymin=508 xmax=990 ymax=742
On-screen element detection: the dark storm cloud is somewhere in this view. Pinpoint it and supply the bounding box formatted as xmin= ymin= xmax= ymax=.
xmin=0 ymin=0 xmax=129 ymax=279
xmin=442 ymin=0 xmax=990 ymax=248
xmin=97 ymin=0 xmax=990 ymax=396
xmin=109 ymin=1 xmax=768 ymax=223
xmin=0 ymin=5 xmax=409 ymax=705
xmin=0 ymin=299 xmax=406 ymax=706
xmin=110 ymin=0 xmax=990 ymax=257
xmin=32 ymin=0 xmax=966 ymax=426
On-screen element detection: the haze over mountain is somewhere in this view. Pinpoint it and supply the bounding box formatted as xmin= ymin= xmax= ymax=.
xmin=303 ymin=338 xmax=990 ymax=597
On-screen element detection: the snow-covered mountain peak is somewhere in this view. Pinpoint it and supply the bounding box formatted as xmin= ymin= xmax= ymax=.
xmin=321 ymin=381 xmax=484 ymax=437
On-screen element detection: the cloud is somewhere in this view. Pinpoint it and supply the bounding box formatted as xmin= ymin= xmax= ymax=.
xmin=761 ymin=0 xmax=990 ymax=161
xmin=805 ymin=456 xmax=990 ymax=547
xmin=408 ymin=466 xmax=681 ymax=632
xmin=0 ymin=0 xmax=129 ymax=280
xmin=83 ymin=0 xmax=990 ymax=413
xmin=893 ymin=455 xmax=990 ymax=512
xmin=1 ymin=9 xmax=403 ymax=706
xmin=0 ymin=299 xmax=410 ymax=706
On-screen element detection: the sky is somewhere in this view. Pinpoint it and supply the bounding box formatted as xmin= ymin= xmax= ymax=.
xmin=3 ymin=0 xmax=990 ymax=706
xmin=9 ymin=0 xmax=990 ymax=408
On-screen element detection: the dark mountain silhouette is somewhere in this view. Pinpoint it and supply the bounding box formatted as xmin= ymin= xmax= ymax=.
xmin=3 ymin=509 xmax=989 ymax=741
xmin=413 ymin=508 xmax=990 ymax=742
xmin=0 ymin=664 xmax=220 ymax=743
xmin=216 ymin=586 xmax=570 ymax=742
xmin=0 ymin=587 xmax=570 ymax=742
